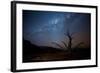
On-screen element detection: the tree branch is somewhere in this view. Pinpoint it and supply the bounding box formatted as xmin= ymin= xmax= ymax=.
xmin=61 ymin=41 xmax=68 ymax=49
xmin=52 ymin=42 xmax=64 ymax=49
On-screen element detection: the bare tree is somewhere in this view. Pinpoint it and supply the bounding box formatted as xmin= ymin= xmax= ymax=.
xmin=65 ymin=30 xmax=73 ymax=51
xmin=52 ymin=29 xmax=84 ymax=52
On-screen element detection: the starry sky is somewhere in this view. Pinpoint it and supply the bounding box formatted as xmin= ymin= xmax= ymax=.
xmin=23 ymin=10 xmax=91 ymax=49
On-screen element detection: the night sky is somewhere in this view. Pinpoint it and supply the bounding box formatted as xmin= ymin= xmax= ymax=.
xmin=23 ymin=10 xmax=91 ymax=49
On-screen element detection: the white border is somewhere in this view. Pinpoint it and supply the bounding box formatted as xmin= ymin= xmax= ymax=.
xmin=16 ymin=3 xmax=96 ymax=70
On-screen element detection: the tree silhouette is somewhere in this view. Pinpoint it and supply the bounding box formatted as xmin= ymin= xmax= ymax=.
xmin=65 ymin=30 xmax=73 ymax=51
xmin=52 ymin=29 xmax=84 ymax=52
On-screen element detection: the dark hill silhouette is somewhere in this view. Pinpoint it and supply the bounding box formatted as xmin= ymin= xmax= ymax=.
xmin=23 ymin=39 xmax=66 ymax=62
xmin=23 ymin=39 xmax=64 ymax=54
xmin=23 ymin=39 xmax=90 ymax=62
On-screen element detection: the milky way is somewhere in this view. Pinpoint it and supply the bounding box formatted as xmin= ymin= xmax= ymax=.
xmin=23 ymin=10 xmax=90 ymax=49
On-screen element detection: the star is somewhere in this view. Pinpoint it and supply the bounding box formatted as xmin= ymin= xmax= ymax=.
xmin=66 ymin=14 xmax=71 ymax=19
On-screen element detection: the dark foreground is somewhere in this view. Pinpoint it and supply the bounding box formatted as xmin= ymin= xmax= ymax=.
xmin=23 ymin=40 xmax=91 ymax=63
